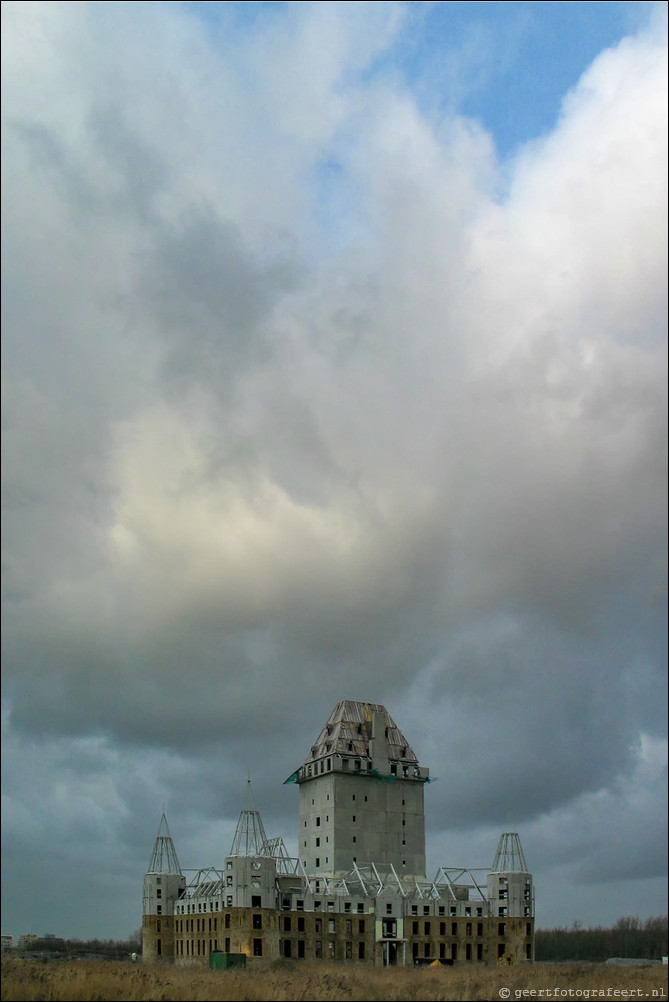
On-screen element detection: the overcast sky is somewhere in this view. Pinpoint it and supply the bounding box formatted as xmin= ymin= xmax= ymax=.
xmin=2 ymin=1 xmax=667 ymax=943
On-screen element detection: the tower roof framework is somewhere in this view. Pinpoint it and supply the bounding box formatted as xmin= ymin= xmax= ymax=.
xmin=147 ymin=813 xmax=182 ymax=875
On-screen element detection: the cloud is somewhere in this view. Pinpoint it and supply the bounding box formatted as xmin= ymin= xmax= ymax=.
xmin=1 ymin=1 xmax=666 ymax=938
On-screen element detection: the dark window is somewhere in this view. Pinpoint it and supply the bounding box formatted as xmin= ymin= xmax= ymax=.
xmin=439 ymin=943 xmax=445 ymax=959
xmin=477 ymin=943 xmax=483 ymax=961
xmin=498 ymin=943 xmax=506 ymax=958
xmin=498 ymin=923 xmax=506 ymax=936
xmin=466 ymin=923 xmax=472 ymax=937
xmin=315 ymin=940 xmax=322 ymax=958
xmin=412 ymin=921 xmax=419 ymax=934
xmin=251 ymin=895 xmax=261 ymax=907
xmin=477 ymin=923 xmax=483 ymax=937
xmin=425 ymin=921 xmax=431 ymax=935
xmin=452 ymin=944 xmax=458 ymax=961
xmin=358 ymin=942 xmax=365 ymax=959
xmin=451 ymin=922 xmax=457 ymax=936
xmin=440 ymin=922 xmax=446 ymax=935
xmin=345 ymin=919 xmax=352 ymax=934
xmin=284 ymin=917 xmax=291 ymax=932
xmin=253 ymin=914 xmax=262 ymax=929
xmin=358 ymin=919 xmax=365 ymax=934
xmin=156 ymin=939 xmax=161 ymax=956
xmin=253 ymin=939 xmax=263 ymax=957
xmin=315 ymin=918 xmax=322 ymax=933
xmin=283 ymin=939 xmax=292 ymax=958
xmin=526 ymin=923 xmax=532 ymax=936
xmin=298 ymin=940 xmax=305 ymax=958
xmin=298 ymin=917 xmax=305 ymax=932
xmin=526 ymin=944 xmax=532 ymax=960
xmin=346 ymin=941 xmax=352 ymax=959
xmin=225 ymin=914 xmax=230 ymax=928
xmin=466 ymin=943 xmax=472 ymax=960
xmin=225 ymin=938 xmax=230 ymax=952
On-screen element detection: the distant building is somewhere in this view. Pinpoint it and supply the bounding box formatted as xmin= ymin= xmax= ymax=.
xmin=142 ymin=700 xmax=534 ymax=966
xmin=18 ymin=934 xmax=39 ymax=950
xmin=1 ymin=935 xmax=13 ymax=951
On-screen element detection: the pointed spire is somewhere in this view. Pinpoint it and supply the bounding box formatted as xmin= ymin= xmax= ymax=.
xmin=491 ymin=832 xmax=528 ymax=873
xmin=229 ymin=780 xmax=269 ymax=856
xmin=147 ymin=813 xmax=182 ymax=874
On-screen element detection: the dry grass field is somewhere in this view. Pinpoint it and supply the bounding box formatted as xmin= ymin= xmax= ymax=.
xmin=1 ymin=955 xmax=667 ymax=1002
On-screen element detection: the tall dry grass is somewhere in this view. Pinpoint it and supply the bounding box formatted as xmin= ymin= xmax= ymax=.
xmin=2 ymin=955 xmax=667 ymax=1002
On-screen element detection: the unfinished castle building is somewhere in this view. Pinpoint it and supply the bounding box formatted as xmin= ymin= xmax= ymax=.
xmin=142 ymin=700 xmax=534 ymax=966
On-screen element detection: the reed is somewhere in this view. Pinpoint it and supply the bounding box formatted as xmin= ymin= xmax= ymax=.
xmin=2 ymin=955 xmax=667 ymax=1002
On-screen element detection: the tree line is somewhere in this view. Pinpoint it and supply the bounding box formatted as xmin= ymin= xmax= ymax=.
xmin=16 ymin=930 xmax=141 ymax=959
xmin=535 ymin=915 xmax=668 ymax=962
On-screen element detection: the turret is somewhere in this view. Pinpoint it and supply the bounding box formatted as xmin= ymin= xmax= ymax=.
xmin=142 ymin=813 xmax=186 ymax=962
xmin=487 ymin=832 xmax=534 ymax=964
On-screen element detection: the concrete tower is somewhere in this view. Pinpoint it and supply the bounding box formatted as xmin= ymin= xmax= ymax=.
xmin=142 ymin=813 xmax=186 ymax=961
xmin=287 ymin=700 xmax=429 ymax=881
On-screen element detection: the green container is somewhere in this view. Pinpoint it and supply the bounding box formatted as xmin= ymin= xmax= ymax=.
xmin=209 ymin=951 xmax=247 ymax=971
